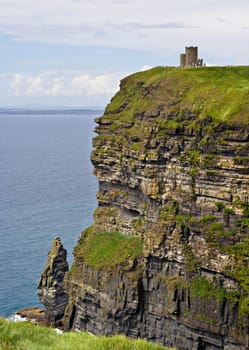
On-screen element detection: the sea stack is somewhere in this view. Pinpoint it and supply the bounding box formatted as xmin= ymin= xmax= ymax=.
xmin=38 ymin=237 xmax=69 ymax=325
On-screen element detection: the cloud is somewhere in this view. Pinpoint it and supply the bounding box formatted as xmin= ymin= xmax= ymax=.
xmin=110 ymin=22 xmax=197 ymax=31
xmin=1 ymin=0 xmax=247 ymax=51
xmin=0 ymin=0 xmax=247 ymax=68
xmin=7 ymin=70 xmax=125 ymax=100
xmin=0 ymin=0 xmax=249 ymax=108
xmin=0 ymin=21 xmax=195 ymax=49
xmin=0 ymin=70 xmax=126 ymax=106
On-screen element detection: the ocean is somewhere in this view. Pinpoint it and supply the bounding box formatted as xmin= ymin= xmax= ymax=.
xmin=0 ymin=110 xmax=101 ymax=317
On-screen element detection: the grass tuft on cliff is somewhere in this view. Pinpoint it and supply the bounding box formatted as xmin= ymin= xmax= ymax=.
xmin=0 ymin=318 xmax=173 ymax=350
xmin=74 ymin=227 xmax=143 ymax=269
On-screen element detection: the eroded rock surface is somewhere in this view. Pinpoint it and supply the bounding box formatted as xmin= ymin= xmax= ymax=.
xmin=38 ymin=237 xmax=68 ymax=325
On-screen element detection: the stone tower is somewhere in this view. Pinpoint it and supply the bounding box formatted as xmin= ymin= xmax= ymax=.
xmin=180 ymin=46 xmax=203 ymax=67
xmin=185 ymin=46 xmax=198 ymax=66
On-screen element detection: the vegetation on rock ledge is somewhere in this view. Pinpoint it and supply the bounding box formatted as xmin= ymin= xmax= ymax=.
xmin=74 ymin=226 xmax=143 ymax=270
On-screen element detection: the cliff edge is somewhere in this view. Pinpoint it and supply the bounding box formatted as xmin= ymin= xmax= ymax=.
xmin=63 ymin=67 xmax=249 ymax=349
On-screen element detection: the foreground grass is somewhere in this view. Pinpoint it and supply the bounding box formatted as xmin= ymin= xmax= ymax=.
xmin=0 ymin=318 xmax=172 ymax=350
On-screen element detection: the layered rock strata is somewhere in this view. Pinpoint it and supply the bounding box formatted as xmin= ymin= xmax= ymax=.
xmin=62 ymin=67 xmax=249 ymax=349
xmin=38 ymin=237 xmax=69 ymax=325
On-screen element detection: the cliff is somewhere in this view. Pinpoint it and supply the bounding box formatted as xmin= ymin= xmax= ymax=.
xmin=62 ymin=66 xmax=249 ymax=349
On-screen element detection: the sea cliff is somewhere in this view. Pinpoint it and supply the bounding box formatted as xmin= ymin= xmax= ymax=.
xmin=43 ymin=67 xmax=249 ymax=349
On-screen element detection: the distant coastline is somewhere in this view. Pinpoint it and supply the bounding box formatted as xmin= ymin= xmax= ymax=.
xmin=0 ymin=108 xmax=104 ymax=115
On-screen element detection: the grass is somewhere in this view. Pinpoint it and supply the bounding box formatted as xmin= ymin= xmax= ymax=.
xmin=74 ymin=227 xmax=143 ymax=270
xmin=190 ymin=277 xmax=225 ymax=301
xmin=199 ymin=215 xmax=217 ymax=224
xmin=105 ymin=66 xmax=249 ymax=126
xmin=0 ymin=318 xmax=172 ymax=350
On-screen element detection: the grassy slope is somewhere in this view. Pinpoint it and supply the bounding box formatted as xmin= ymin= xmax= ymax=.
xmin=74 ymin=226 xmax=143 ymax=270
xmin=105 ymin=66 xmax=249 ymax=125
xmin=0 ymin=319 xmax=172 ymax=350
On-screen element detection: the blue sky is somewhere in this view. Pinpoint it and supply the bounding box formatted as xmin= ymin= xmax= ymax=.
xmin=0 ymin=0 xmax=248 ymax=107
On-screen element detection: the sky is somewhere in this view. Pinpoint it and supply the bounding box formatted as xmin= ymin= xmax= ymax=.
xmin=0 ymin=0 xmax=248 ymax=108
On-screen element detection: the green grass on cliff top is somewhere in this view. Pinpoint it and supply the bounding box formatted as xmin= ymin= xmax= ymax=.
xmin=74 ymin=228 xmax=143 ymax=269
xmin=0 ymin=318 xmax=173 ymax=350
xmin=105 ymin=66 xmax=249 ymax=125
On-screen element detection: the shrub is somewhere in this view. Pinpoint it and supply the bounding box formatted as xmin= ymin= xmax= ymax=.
xmin=224 ymin=208 xmax=235 ymax=215
xmin=215 ymin=202 xmax=225 ymax=211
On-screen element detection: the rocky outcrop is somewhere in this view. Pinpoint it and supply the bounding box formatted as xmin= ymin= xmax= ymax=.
xmin=63 ymin=67 xmax=249 ymax=349
xmin=38 ymin=237 xmax=69 ymax=325
xmin=16 ymin=307 xmax=46 ymax=325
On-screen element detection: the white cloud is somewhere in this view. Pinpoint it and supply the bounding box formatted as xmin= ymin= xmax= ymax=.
xmin=9 ymin=73 xmax=24 ymax=96
xmin=25 ymin=76 xmax=44 ymax=95
xmin=3 ymin=70 xmax=126 ymax=105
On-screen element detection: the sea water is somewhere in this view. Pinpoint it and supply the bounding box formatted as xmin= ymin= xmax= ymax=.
xmin=0 ymin=110 xmax=101 ymax=317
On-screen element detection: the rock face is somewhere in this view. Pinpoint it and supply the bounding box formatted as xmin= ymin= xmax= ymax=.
xmin=63 ymin=67 xmax=249 ymax=349
xmin=38 ymin=237 xmax=69 ymax=325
